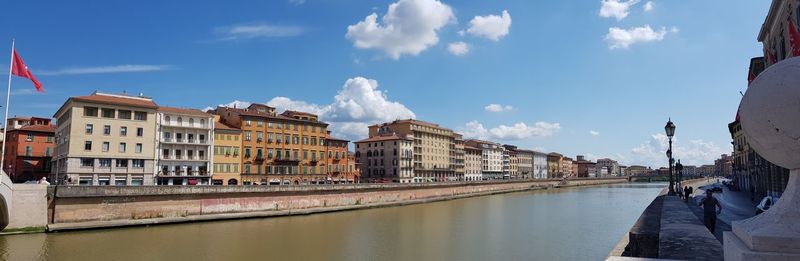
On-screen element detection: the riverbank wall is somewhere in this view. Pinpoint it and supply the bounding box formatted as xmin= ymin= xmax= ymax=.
xmin=608 ymin=178 xmax=722 ymax=261
xmin=44 ymin=177 xmax=626 ymax=232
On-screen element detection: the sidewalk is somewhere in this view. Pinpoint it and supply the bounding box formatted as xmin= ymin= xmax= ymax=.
xmin=684 ymin=180 xmax=758 ymax=242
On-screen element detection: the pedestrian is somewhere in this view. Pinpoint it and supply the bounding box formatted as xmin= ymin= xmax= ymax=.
xmin=684 ymin=186 xmax=690 ymax=202
xmin=750 ymin=184 xmax=756 ymax=202
xmin=677 ymin=185 xmax=683 ymax=199
xmin=699 ymin=190 xmax=722 ymax=233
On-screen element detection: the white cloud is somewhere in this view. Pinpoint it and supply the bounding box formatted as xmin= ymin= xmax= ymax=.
xmin=447 ymin=42 xmax=470 ymax=56
xmin=205 ymin=100 xmax=252 ymax=111
xmin=213 ymin=23 xmax=306 ymax=41
xmin=466 ymin=10 xmax=512 ymax=41
xmin=346 ymin=0 xmax=455 ymax=59
xmin=484 ymin=103 xmax=513 ymax=112
xmin=605 ymin=25 xmax=668 ymax=49
xmin=39 ymin=65 xmax=171 ymax=76
xmin=213 ymin=77 xmax=415 ymax=141
xmin=670 ymin=26 xmax=679 ymax=33
xmin=590 ymin=130 xmax=600 ymax=136
xmin=643 ymin=1 xmax=654 ymax=12
xmin=459 ymin=120 xmax=561 ymax=140
xmin=600 ymin=0 xmax=640 ymax=20
xmin=629 ymin=133 xmax=725 ymax=167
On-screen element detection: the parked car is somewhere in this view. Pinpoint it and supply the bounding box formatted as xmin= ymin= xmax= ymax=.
xmin=709 ymin=184 xmax=723 ymax=193
xmin=756 ymin=196 xmax=779 ymax=215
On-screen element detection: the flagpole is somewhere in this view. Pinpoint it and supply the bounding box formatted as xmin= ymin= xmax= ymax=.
xmin=1 ymin=39 xmax=14 ymax=178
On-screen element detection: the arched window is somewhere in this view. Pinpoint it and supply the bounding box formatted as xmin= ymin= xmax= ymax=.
xmin=165 ymin=116 xmax=171 ymax=123
xmin=200 ymin=119 xmax=206 ymax=127
xmin=189 ymin=118 xmax=194 ymax=125
xmin=177 ymin=117 xmax=183 ymax=125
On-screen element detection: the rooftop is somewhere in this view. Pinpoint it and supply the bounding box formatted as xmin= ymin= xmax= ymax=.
xmin=70 ymin=92 xmax=158 ymax=109
xmin=355 ymin=133 xmax=411 ymax=143
xmin=159 ymin=106 xmax=211 ymax=117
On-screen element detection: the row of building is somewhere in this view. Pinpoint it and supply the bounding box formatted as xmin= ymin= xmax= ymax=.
xmin=354 ymin=119 xmax=629 ymax=183
xmin=727 ymin=0 xmax=795 ymax=198
xmin=4 ymin=91 xmax=636 ymax=186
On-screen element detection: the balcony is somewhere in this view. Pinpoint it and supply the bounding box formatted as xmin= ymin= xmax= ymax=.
xmin=274 ymin=156 xmax=300 ymax=163
xmin=310 ymin=157 xmax=318 ymax=163
xmin=257 ymin=138 xmax=263 ymax=143
xmin=255 ymin=154 xmax=264 ymax=161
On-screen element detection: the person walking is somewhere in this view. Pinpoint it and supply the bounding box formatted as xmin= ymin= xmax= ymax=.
xmin=677 ymin=185 xmax=684 ymax=200
xmin=684 ymin=186 xmax=690 ymax=202
xmin=699 ymin=190 xmax=722 ymax=233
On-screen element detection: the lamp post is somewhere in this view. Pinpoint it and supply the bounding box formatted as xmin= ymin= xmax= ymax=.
xmin=665 ymin=118 xmax=676 ymax=195
xmin=676 ymin=159 xmax=683 ymax=191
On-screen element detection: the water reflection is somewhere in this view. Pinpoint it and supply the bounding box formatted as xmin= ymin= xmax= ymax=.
xmin=0 ymin=183 xmax=665 ymax=261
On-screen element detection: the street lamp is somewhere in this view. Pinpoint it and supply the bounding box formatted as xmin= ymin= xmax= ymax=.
xmin=665 ymin=118 xmax=676 ymax=195
xmin=676 ymin=159 xmax=683 ymax=190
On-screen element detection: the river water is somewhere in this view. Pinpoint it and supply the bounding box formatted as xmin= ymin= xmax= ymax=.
xmin=0 ymin=183 xmax=665 ymax=261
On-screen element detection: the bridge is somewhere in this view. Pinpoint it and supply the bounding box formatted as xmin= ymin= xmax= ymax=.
xmin=627 ymin=174 xmax=704 ymax=183
xmin=0 ymin=172 xmax=48 ymax=233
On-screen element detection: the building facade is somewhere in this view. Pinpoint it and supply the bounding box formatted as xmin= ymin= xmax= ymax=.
xmin=212 ymin=116 xmax=242 ymax=185
xmin=369 ymin=119 xmax=461 ymax=182
xmin=547 ymin=153 xmax=563 ymax=178
xmin=465 ymin=139 xmax=503 ymax=180
xmin=355 ymin=133 xmax=414 ymax=183
xmin=596 ymin=158 xmax=620 ymax=177
xmin=532 ymin=151 xmax=548 ymax=179
xmin=213 ymin=104 xmax=329 ymax=185
xmin=562 ymin=157 xmax=574 ymax=177
xmin=326 ymin=136 xmax=359 ymax=184
xmin=154 ymin=107 xmax=214 ymax=185
xmin=464 ymin=145 xmax=482 ymax=181
xmin=516 ymin=149 xmax=534 ymax=179
xmin=52 ymin=92 xmax=158 ymax=185
xmin=2 ymin=117 xmax=55 ymax=182
xmin=574 ymin=155 xmax=596 ymax=178
xmin=502 ymin=145 xmax=519 ymax=179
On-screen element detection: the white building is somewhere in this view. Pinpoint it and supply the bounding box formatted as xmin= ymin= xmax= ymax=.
xmin=155 ymin=107 xmax=215 ymax=185
xmin=466 ymin=139 xmax=503 ymax=180
xmin=597 ymin=158 xmax=620 ymax=176
xmin=532 ymin=151 xmax=548 ymax=179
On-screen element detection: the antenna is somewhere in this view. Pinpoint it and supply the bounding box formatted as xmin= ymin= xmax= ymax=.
xmin=739 ymin=91 xmax=744 ymax=97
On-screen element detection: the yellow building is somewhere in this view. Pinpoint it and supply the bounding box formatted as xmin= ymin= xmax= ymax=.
xmin=368 ymin=119 xmax=460 ymax=182
xmin=212 ymin=116 xmax=242 ymax=185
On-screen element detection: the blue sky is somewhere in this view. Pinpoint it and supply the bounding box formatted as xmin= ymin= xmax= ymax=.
xmin=0 ymin=0 xmax=769 ymax=167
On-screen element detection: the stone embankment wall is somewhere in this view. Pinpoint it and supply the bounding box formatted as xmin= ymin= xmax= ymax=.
xmin=48 ymin=177 xmax=626 ymax=231
xmin=4 ymin=184 xmax=48 ymax=232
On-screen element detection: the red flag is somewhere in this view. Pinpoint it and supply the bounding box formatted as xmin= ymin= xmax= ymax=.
xmin=11 ymin=49 xmax=43 ymax=92
xmin=788 ymin=19 xmax=800 ymax=57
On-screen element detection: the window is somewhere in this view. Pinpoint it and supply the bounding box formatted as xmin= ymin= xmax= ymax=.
xmin=257 ymin=132 xmax=263 ymax=141
xmin=245 ymin=119 xmax=251 ymax=126
xmin=244 ymin=147 xmax=251 ymax=158
xmin=163 ymin=149 xmax=170 ymax=158
xmin=118 ymin=110 xmax=132 ymax=120
xmin=26 ymin=134 xmax=33 ymax=141
xmin=86 ymin=124 xmax=94 ymax=134
xmin=244 ymin=165 xmax=251 ymax=174
xmin=101 ymin=108 xmax=115 ymax=118
xmin=120 ymin=126 xmax=128 ymax=136
xmin=116 ymin=159 xmax=128 ymax=168
xmin=132 ymin=159 xmax=145 ymax=168
xmin=135 ymin=143 xmax=142 ymax=153
xmin=98 ymin=176 xmax=111 ymax=185
xmin=256 ymin=120 xmax=263 ymax=127
xmin=81 ymin=158 xmax=94 ymax=167
xmin=46 ymin=136 xmax=53 ymax=143
xmin=165 ymin=116 xmax=171 ymax=123
xmin=102 ymin=142 xmax=110 ymax=152
xmin=25 ymin=146 xmax=31 ymax=156
xmin=45 ymin=147 xmax=51 ymax=157
xmin=79 ymin=176 xmax=92 ymax=185
xmin=137 ymin=127 xmax=144 ymax=137
xmin=177 ymin=117 xmax=183 ymax=125
xmin=245 ymin=132 xmax=251 ymax=141
xmin=103 ymin=125 xmax=111 ymax=135
xmin=115 ymin=177 xmax=127 ymax=186
xmin=134 ymin=111 xmax=147 ymax=121
xmin=99 ymin=158 xmax=112 ymax=167
xmin=84 ymin=107 xmax=98 ymax=117
xmin=131 ymin=176 xmax=144 ymax=186
xmin=119 ymin=142 xmax=127 ymax=153
xmin=189 ymin=118 xmax=194 ymax=125
xmin=84 ymin=141 xmax=92 ymax=151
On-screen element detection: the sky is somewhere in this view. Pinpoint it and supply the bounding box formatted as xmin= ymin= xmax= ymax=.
xmin=0 ymin=0 xmax=770 ymax=168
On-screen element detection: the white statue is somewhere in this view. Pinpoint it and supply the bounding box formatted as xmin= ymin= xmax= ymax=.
xmin=725 ymin=56 xmax=800 ymax=260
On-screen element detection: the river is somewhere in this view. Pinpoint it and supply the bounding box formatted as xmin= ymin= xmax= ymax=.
xmin=0 ymin=183 xmax=665 ymax=261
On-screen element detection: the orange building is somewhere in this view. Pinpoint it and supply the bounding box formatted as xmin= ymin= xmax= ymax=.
xmin=326 ymin=136 xmax=359 ymax=183
xmin=212 ymin=104 xmax=329 ymax=185
xmin=2 ymin=117 xmax=55 ymax=182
